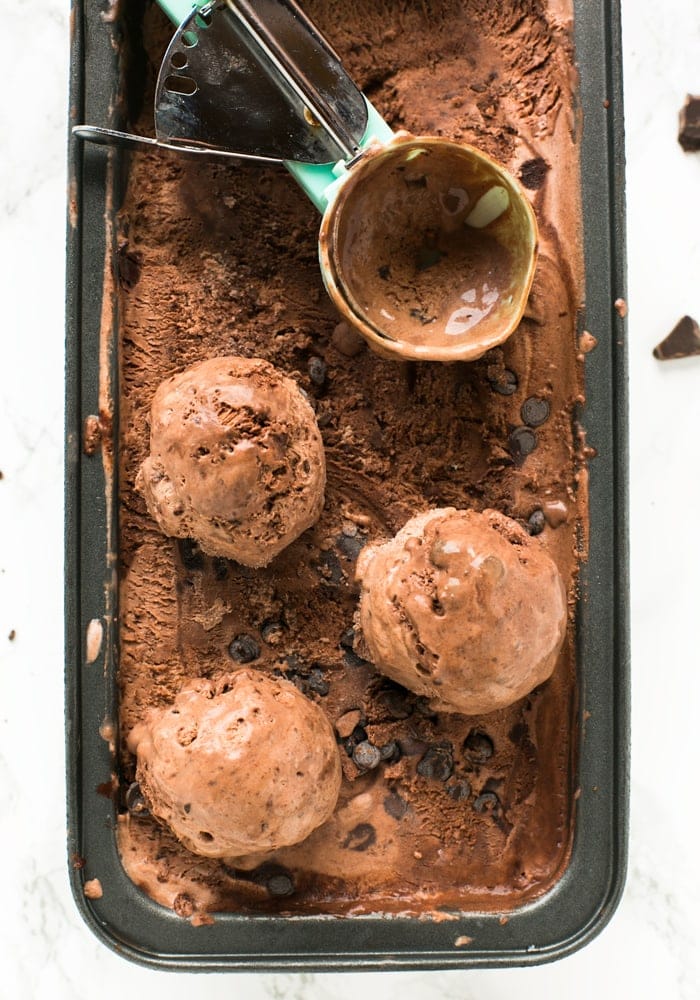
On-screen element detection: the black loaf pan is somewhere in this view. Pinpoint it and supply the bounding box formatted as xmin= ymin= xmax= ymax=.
xmin=65 ymin=0 xmax=629 ymax=971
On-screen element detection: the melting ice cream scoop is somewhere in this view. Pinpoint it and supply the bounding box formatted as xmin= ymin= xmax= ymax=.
xmin=128 ymin=670 xmax=342 ymax=859
xmin=356 ymin=507 xmax=567 ymax=716
xmin=74 ymin=0 xmax=537 ymax=362
xmin=136 ymin=356 xmax=326 ymax=567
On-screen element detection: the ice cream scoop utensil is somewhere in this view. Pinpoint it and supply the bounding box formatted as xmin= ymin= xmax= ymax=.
xmin=74 ymin=0 xmax=537 ymax=362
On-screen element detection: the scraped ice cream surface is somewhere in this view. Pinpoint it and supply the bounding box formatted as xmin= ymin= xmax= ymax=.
xmin=356 ymin=508 xmax=567 ymax=716
xmin=127 ymin=670 xmax=342 ymax=858
xmin=137 ymin=356 xmax=325 ymax=567
xmin=114 ymin=0 xmax=586 ymax=919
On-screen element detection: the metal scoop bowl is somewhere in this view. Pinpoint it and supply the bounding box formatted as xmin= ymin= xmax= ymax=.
xmin=319 ymin=134 xmax=538 ymax=363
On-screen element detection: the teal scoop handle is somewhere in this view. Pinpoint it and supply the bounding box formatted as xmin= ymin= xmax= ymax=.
xmin=156 ymin=0 xmax=394 ymax=212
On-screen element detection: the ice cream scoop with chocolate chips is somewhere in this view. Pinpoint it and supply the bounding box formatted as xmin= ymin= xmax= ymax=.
xmin=127 ymin=670 xmax=342 ymax=859
xmin=137 ymin=356 xmax=325 ymax=567
xmin=355 ymin=507 xmax=567 ymax=716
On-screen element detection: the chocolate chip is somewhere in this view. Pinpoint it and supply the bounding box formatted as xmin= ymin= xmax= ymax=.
xmin=520 ymin=396 xmax=550 ymax=427
xmin=228 ymin=634 xmax=260 ymax=664
xmin=518 ymin=157 xmax=549 ymax=190
xmin=353 ymin=741 xmax=382 ymax=770
xmin=378 ymin=264 xmax=391 ymax=280
xmin=267 ymin=872 xmax=295 ymax=897
xmin=417 ymin=745 xmax=454 ymax=782
xmin=377 ymin=683 xmax=414 ymax=720
xmin=339 ymin=627 xmax=356 ymax=651
xmin=527 ymin=509 xmax=546 ymax=536
xmin=126 ymin=781 xmax=150 ymax=817
xmin=414 ymin=696 xmax=437 ymax=720
xmin=379 ymin=740 xmax=401 ymax=763
xmin=384 ymin=791 xmax=408 ymax=819
xmin=463 ymin=730 xmax=494 ymax=764
xmin=337 ymin=533 xmax=367 ymax=561
xmin=508 ymin=426 xmax=537 ymax=463
xmin=446 ymin=779 xmax=472 ymax=802
xmin=410 ymin=308 xmax=435 ymax=325
xmin=261 ymin=620 xmax=285 ymax=645
xmin=306 ymin=666 xmax=329 ymax=696
xmin=343 ymin=649 xmax=372 ymax=669
xmin=178 ymin=538 xmax=204 ymax=571
xmin=308 ymin=356 xmax=327 ymax=387
xmin=343 ymin=823 xmax=377 ymax=851
xmin=251 ymin=863 xmax=295 ymax=897
xmin=344 ymin=724 xmax=369 ymax=755
xmin=489 ymin=369 xmax=518 ymax=396
xmin=473 ymin=791 xmax=501 ymax=815
xmin=317 ymin=550 xmax=344 ymax=584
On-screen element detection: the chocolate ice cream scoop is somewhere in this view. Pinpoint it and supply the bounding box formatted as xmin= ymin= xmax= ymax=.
xmin=127 ymin=670 xmax=342 ymax=859
xmin=356 ymin=508 xmax=567 ymax=716
xmin=137 ymin=356 xmax=325 ymax=567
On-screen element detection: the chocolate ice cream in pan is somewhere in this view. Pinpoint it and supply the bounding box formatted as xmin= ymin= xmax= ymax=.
xmin=65 ymin=0 xmax=629 ymax=970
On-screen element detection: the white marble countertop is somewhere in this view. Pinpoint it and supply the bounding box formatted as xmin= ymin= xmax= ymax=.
xmin=2 ymin=0 xmax=699 ymax=996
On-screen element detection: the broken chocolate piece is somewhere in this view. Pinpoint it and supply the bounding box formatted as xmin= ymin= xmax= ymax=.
xmin=678 ymin=95 xmax=700 ymax=152
xmin=653 ymin=315 xmax=700 ymax=360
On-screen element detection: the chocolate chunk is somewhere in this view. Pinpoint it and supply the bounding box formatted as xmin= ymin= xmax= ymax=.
xmin=308 ymin=356 xmax=327 ymax=387
xmin=353 ymin=741 xmax=382 ymax=770
xmin=343 ymin=823 xmax=377 ymax=851
xmin=417 ymin=745 xmax=454 ymax=782
xmin=489 ymin=369 xmax=518 ymax=396
xmin=227 ymin=634 xmax=260 ymax=664
xmin=378 ymin=264 xmax=391 ymax=280
xmin=678 ymin=95 xmax=700 ymax=151
xmin=178 ymin=538 xmax=204 ymax=571
xmin=508 ymin=426 xmax=538 ymax=463
xmin=520 ymin=396 xmax=550 ymax=427
xmin=463 ymin=730 xmax=494 ymax=764
xmin=518 ymin=157 xmax=549 ymax=190
xmin=126 ymin=781 xmax=150 ymax=817
xmin=527 ymin=509 xmax=546 ymax=536
xmin=653 ymin=315 xmax=700 ymax=360
xmin=446 ymin=779 xmax=472 ymax=802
